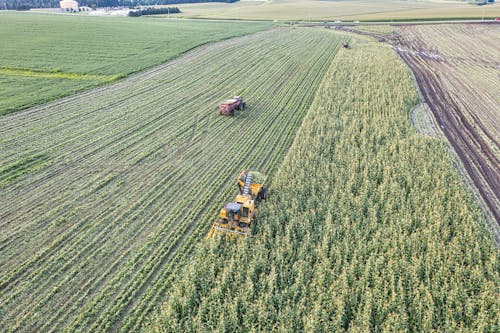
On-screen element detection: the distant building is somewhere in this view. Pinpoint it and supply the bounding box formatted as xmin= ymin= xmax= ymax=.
xmin=60 ymin=0 xmax=79 ymax=11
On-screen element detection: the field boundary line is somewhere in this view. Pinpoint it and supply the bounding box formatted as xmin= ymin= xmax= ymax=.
xmin=323 ymin=25 xmax=500 ymax=245
xmin=392 ymin=36 xmax=500 ymax=246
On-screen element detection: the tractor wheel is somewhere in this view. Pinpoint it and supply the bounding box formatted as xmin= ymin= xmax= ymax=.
xmin=241 ymin=102 xmax=246 ymax=110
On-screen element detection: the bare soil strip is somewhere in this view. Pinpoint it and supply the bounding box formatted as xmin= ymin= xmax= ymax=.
xmin=331 ymin=23 xmax=500 ymax=241
xmin=394 ymin=25 xmax=499 ymax=227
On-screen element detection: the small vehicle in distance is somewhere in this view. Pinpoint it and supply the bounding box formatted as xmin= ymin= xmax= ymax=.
xmin=219 ymin=96 xmax=245 ymax=116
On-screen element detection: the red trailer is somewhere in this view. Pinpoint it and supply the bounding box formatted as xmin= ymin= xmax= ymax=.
xmin=219 ymin=96 xmax=245 ymax=115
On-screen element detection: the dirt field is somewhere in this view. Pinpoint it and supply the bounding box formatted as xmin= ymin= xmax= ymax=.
xmin=394 ymin=24 xmax=499 ymax=227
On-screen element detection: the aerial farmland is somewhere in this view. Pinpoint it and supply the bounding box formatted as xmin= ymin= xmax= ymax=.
xmin=0 ymin=1 xmax=499 ymax=332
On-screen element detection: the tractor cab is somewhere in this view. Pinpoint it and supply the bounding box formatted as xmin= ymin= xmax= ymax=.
xmin=219 ymin=195 xmax=255 ymax=228
xmin=221 ymin=202 xmax=242 ymax=223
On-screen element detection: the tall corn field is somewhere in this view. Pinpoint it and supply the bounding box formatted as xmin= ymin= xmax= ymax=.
xmin=152 ymin=36 xmax=499 ymax=332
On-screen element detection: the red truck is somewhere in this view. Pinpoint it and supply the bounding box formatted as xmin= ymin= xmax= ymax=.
xmin=219 ymin=96 xmax=245 ymax=115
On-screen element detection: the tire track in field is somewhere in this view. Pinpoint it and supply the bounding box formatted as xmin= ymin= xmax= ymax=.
xmin=330 ymin=23 xmax=499 ymax=236
xmin=394 ymin=25 xmax=499 ymax=227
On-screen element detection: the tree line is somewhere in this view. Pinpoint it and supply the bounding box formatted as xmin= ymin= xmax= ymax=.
xmin=128 ymin=6 xmax=180 ymax=16
xmin=0 ymin=0 xmax=237 ymax=10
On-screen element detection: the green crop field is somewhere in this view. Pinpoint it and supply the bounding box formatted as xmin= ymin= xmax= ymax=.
xmin=170 ymin=0 xmax=500 ymax=21
xmin=0 ymin=27 xmax=343 ymax=332
xmin=152 ymin=35 xmax=499 ymax=332
xmin=0 ymin=12 xmax=271 ymax=115
xmin=1 ymin=7 xmax=499 ymax=333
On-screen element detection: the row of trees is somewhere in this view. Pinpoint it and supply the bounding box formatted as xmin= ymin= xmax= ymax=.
xmin=0 ymin=0 xmax=237 ymax=10
xmin=132 ymin=0 xmax=237 ymax=6
xmin=128 ymin=6 xmax=180 ymax=16
xmin=150 ymin=35 xmax=499 ymax=332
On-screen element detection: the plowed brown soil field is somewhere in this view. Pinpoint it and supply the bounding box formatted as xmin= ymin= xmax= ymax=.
xmin=395 ymin=24 xmax=499 ymax=225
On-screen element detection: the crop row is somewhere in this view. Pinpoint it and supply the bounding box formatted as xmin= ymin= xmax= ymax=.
xmin=0 ymin=28 xmax=343 ymax=331
xmin=153 ymin=36 xmax=499 ymax=332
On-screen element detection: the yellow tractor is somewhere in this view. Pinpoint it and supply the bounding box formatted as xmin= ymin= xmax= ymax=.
xmin=207 ymin=170 xmax=267 ymax=239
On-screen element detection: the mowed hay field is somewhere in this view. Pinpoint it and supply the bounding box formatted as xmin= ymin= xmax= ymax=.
xmin=0 ymin=13 xmax=271 ymax=115
xmin=153 ymin=36 xmax=499 ymax=333
xmin=170 ymin=0 xmax=500 ymax=21
xmin=0 ymin=27 xmax=343 ymax=332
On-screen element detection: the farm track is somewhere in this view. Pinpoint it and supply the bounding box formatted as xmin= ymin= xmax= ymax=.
xmin=331 ymin=24 xmax=499 ymax=237
xmin=394 ymin=25 xmax=500 ymax=228
xmin=0 ymin=28 xmax=342 ymax=331
xmin=333 ymin=25 xmax=393 ymax=42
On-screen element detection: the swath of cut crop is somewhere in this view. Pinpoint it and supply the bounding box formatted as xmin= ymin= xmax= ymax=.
xmin=0 ymin=27 xmax=342 ymax=332
xmin=0 ymin=153 xmax=50 ymax=188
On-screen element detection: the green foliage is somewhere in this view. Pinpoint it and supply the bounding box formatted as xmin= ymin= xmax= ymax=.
xmin=0 ymin=12 xmax=271 ymax=115
xmin=152 ymin=38 xmax=499 ymax=332
xmin=0 ymin=74 xmax=105 ymax=116
xmin=128 ymin=7 xmax=181 ymax=16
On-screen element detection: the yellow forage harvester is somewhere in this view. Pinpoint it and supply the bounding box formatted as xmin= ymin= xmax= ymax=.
xmin=207 ymin=169 xmax=267 ymax=239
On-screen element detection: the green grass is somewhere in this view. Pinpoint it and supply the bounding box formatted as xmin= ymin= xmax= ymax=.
xmin=0 ymin=27 xmax=342 ymax=332
xmin=152 ymin=35 xmax=499 ymax=332
xmin=0 ymin=12 xmax=271 ymax=115
xmin=0 ymin=67 xmax=118 ymax=81
xmin=0 ymin=74 xmax=115 ymax=115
